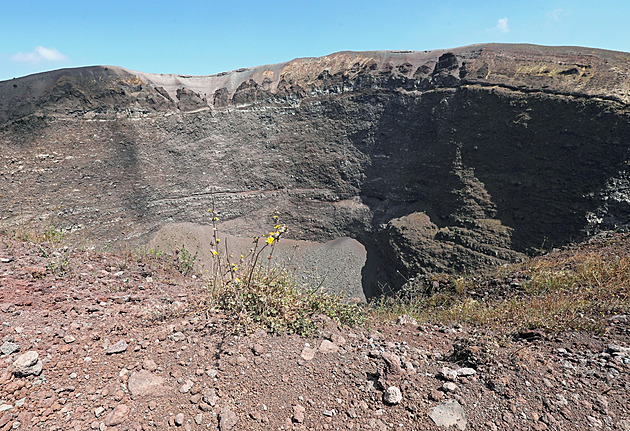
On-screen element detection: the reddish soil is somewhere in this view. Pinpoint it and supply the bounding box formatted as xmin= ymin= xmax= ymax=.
xmin=0 ymin=236 xmax=629 ymax=430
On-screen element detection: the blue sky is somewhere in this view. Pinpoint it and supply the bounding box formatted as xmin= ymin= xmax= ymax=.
xmin=1 ymin=0 xmax=629 ymax=81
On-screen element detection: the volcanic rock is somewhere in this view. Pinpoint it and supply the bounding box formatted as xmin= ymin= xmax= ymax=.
xmin=2 ymin=44 xmax=630 ymax=300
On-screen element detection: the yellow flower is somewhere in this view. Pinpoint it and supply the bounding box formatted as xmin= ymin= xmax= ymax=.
xmin=211 ymin=249 xmax=218 ymax=255
xmin=267 ymin=237 xmax=275 ymax=245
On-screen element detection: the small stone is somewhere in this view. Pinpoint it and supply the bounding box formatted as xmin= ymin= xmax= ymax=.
xmin=179 ymin=379 xmax=194 ymax=394
xmin=429 ymin=388 xmax=444 ymax=401
xmin=169 ymin=332 xmax=186 ymax=342
xmin=323 ymin=408 xmax=335 ymax=417
xmin=195 ymin=413 xmax=203 ymax=425
xmin=142 ymin=359 xmax=158 ymax=371
xmin=455 ymin=367 xmax=476 ymax=377
xmin=439 ymin=367 xmax=458 ymax=382
xmin=300 ymin=346 xmax=316 ymax=361
xmin=1 ymin=341 xmax=19 ymax=356
xmin=127 ymin=370 xmax=169 ymax=398
xmin=0 ymin=405 xmax=13 ymax=413
xmin=319 ymin=339 xmax=339 ymax=354
xmin=174 ymin=413 xmax=185 ymax=426
xmin=105 ymin=404 xmax=130 ymax=427
xmin=12 ymin=351 xmax=42 ymax=377
xmin=383 ymin=386 xmax=403 ymax=405
xmin=368 ymin=418 xmax=388 ymax=431
xmin=293 ymin=404 xmax=305 ymax=423
xmin=105 ymin=340 xmax=128 ymax=355
xmin=202 ymin=388 xmax=217 ymax=406
xmin=441 ymin=382 xmax=458 ymax=392
xmin=63 ymin=335 xmax=76 ymax=344
xmin=94 ymin=407 xmax=105 ymax=418
xmin=252 ymin=344 xmax=265 ymax=356
xmin=329 ymin=333 xmax=346 ymax=345
xmin=205 ymin=369 xmax=218 ymax=378
xmin=429 ymin=400 xmax=467 ymax=430
xmin=219 ymin=407 xmax=238 ymax=430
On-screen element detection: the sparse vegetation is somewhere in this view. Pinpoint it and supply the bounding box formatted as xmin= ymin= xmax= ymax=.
xmin=175 ymin=244 xmax=197 ymax=275
xmin=371 ymin=232 xmax=630 ymax=335
xmin=197 ymin=207 xmax=365 ymax=336
xmin=2 ymin=216 xmax=627 ymax=338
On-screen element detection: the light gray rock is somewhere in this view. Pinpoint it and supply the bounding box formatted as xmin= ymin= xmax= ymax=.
xmin=174 ymin=413 xmax=185 ymax=426
xmin=0 ymin=341 xmax=19 ymax=356
xmin=105 ymin=404 xmax=129 ymax=426
xmin=301 ymin=346 xmax=316 ymax=361
xmin=202 ymin=388 xmax=218 ymax=406
xmin=142 ymin=358 xmax=158 ymax=371
xmin=441 ymin=382 xmax=458 ymax=392
xmin=383 ymin=386 xmax=403 ymax=405
xmin=293 ymin=404 xmax=305 ymax=423
xmin=439 ymin=367 xmax=458 ymax=382
xmin=219 ymin=407 xmax=238 ymax=430
xmin=455 ymin=367 xmax=476 ymax=377
xmin=429 ymin=399 xmax=467 ymax=430
xmin=169 ymin=332 xmax=186 ymax=342
xmin=12 ymin=351 xmax=42 ymax=377
xmin=608 ymin=344 xmax=630 ymax=356
xmin=0 ymin=404 xmax=13 ymax=413
xmin=179 ymin=379 xmax=193 ymax=394
xmin=127 ymin=370 xmax=169 ymax=398
xmin=105 ymin=340 xmax=128 ymax=355
xmin=319 ymin=339 xmax=339 ymax=354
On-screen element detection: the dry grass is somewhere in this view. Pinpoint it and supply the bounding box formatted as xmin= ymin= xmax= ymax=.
xmin=371 ymin=232 xmax=630 ymax=334
xmin=196 ymin=209 xmax=366 ymax=336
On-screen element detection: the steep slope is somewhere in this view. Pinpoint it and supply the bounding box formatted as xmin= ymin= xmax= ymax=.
xmin=1 ymin=43 xmax=630 ymax=298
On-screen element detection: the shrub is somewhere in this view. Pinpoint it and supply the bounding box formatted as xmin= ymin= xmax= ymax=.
xmin=200 ymin=207 xmax=365 ymax=336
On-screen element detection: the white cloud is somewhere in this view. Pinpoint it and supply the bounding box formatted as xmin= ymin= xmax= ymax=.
xmin=547 ymin=8 xmax=563 ymax=22
xmin=11 ymin=46 xmax=69 ymax=63
xmin=496 ymin=17 xmax=510 ymax=33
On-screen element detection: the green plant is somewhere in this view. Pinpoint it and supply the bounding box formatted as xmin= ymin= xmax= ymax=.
xmin=45 ymin=250 xmax=71 ymax=277
xmin=175 ymin=244 xmax=197 ymax=275
xmin=201 ymin=205 xmax=365 ymax=335
xmin=42 ymin=223 xmax=64 ymax=245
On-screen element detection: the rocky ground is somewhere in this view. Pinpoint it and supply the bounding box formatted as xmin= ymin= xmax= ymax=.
xmin=0 ymin=235 xmax=629 ymax=431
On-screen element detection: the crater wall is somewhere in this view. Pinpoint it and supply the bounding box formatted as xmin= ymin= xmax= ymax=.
xmin=1 ymin=43 xmax=629 ymax=298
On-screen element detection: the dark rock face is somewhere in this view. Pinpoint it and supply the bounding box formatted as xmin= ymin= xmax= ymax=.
xmin=1 ymin=43 xmax=629 ymax=298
